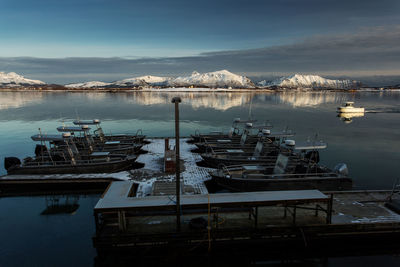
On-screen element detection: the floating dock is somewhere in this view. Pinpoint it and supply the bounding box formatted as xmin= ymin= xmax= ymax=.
xmin=93 ymin=181 xmax=400 ymax=257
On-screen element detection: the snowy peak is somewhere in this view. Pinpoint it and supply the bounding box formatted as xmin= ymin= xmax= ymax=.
xmin=0 ymin=72 xmax=45 ymax=86
xmin=114 ymin=75 xmax=171 ymax=87
xmin=135 ymin=75 xmax=171 ymax=84
xmin=65 ymin=81 xmax=112 ymax=88
xmin=172 ymin=70 xmax=254 ymax=88
xmin=258 ymin=74 xmax=361 ymax=89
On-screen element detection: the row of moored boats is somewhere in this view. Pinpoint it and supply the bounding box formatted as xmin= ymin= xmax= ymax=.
xmin=189 ymin=118 xmax=353 ymax=192
xmin=4 ymin=119 xmax=146 ymax=175
xmin=4 ymin=117 xmax=353 ymax=193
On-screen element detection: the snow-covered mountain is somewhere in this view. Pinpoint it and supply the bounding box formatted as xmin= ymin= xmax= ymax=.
xmin=0 ymin=72 xmax=45 ymax=86
xmin=172 ymin=70 xmax=254 ymax=88
xmin=65 ymin=81 xmax=112 ymax=88
xmin=63 ymin=70 xmax=254 ymax=89
xmin=114 ymin=75 xmax=171 ymax=87
xmin=258 ymin=74 xmax=361 ymax=89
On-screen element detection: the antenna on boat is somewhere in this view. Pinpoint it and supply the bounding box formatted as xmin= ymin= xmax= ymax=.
xmin=59 ymin=112 xmax=65 ymax=127
xmin=38 ymin=128 xmax=44 ymax=162
xmin=75 ymin=109 xmax=80 ymax=122
xmin=388 ymin=178 xmax=400 ymax=201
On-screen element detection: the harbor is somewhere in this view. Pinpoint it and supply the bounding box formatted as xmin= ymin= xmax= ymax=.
xmin=1 ymin=91 xmax=400 ymax=266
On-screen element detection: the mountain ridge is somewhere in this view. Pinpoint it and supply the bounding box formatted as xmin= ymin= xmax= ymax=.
xmin=258 ymin=74 xmax=361 ymax=89
xmin=1 ymin=70 xmax=364 ymax=89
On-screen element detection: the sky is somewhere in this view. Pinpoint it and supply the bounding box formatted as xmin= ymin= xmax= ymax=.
xmin=1 ymin=0 xmax=400 ymax=84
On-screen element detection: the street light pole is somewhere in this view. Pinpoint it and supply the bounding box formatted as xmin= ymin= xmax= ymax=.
xmin=171 ymin=96 xmax=182 ymax=232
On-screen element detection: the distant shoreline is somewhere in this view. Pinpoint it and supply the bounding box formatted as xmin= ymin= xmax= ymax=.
xmin=0 ymin=87 xmax=399 ymax=93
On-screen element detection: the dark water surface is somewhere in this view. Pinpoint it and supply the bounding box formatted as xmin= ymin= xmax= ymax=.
xmin=0 ymin=91 xmax=399 ymax=266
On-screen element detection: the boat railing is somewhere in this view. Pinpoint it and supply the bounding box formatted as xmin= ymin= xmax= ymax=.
xmin=245 ymin=172 xmax=340 ymax=179
xmin=217 ymin=163 xmax=231 ymax=176
xmin=205 ymin=145 xmax=216 ymax=155
xmin=135 ymin=129 xmax=143 ymax=137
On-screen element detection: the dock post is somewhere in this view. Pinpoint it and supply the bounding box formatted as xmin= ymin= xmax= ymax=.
xmin=172 ymin=97 xmax=182 ymax=232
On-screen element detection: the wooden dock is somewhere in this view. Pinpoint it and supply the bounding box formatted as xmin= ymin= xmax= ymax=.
xmin=93 ymin=181 xmax=400 ymax=257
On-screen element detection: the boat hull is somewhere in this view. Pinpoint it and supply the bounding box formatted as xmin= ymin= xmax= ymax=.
xmin=337 ymin=107 xmax=365 ymax=113
xmin=201 ymin=155 xmax=277 ymax=168
xmin=7 ymin=156 xmax=137 ymax=175
xmin=211 ymin=174 xmax=353 ymax=192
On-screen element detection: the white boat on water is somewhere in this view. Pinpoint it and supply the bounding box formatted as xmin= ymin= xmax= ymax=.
xmin=337 ymin=102 xmax=365 ymax=113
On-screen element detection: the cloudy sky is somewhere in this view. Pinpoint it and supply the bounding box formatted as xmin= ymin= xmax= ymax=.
xmin=1 ymin=0 xmax=400 ymax=84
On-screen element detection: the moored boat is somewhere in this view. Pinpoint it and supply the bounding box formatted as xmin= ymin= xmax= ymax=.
xmin=210 ymin=160 xmax=351 ymax=192
xmin=189 ymin=118 xmax=261 ymax=143
xmin=337 ymin=102 xmax=365 ymax=113
xmin=73 ymin=119 xmax=146 ymax=143
xmin=4 ymin=133 xmax=138 ymax=175
xmin=56 ymin=125 xmax=143 ymax=154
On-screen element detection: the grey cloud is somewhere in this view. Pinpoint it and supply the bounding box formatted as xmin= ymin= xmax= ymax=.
xmin=0 ymin=26 xmax=400 ymax=85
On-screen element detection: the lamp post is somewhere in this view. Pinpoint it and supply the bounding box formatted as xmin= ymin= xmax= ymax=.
xmin=171 ymin=96 xmax=182 ymax=232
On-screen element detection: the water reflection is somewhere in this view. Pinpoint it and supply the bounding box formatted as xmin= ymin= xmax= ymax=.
xmin=40 ymin=195 xmax=80 ymax=215
xmin=123 ymin=92 xmax=254 ymax=111
xmin=0 ymin=91 xmax=43 ymax=110
xmin=0 ymin=91 xmax=399 ymax=118
xmin=272 ymin=91 xmax=347 ymax=107
xmin=338 ymin=112 xmax=365 ymax=124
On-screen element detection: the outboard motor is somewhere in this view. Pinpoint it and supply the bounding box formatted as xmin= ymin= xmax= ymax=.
xmin=305 ymin=151 xmax=320 ymax=163
xmin=35 ymin=144 xmax=48 ymax=156
xmin=334 ymin=163 xmax=349 ymax=176
xmin=4 ymin=157 xmax=21 ymax=170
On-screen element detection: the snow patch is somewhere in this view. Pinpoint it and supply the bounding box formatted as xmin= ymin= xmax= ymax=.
xmin=258 ymin=74 xmax=360 ymax=89
xmin=65 ymin=81 xmax=112 ymax=88
xmin=0 ymin=72 xmax=45 ymax=86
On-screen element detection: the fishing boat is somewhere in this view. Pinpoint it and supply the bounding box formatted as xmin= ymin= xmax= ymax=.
xmin=73 ymin=119 xmax=146 ymax=143
xmin=4 ymin=133 xmax=138 ymax=175
xmin=209 ymin=141 xmax=351 ymax=191
xmin=337 ymin=102 xmax=365 ymax=113
xmin=200 ymin=139 xmax=326 ymax=168
xmin=56 ymin=125 xmax=143 ymax=154
xmin=194 ymin=128 xmax=294 ymax=153
xmin=209 ymin=161 xmax=352 ymax=192
xmin=189 ymin=118 xmax=261 ymax=143
xmin=199 ymin=135 xmax=287 ymax=168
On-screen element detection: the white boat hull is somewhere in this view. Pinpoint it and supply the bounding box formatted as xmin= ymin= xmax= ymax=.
xmin=337 ymin=107 xmax=365 ymax=113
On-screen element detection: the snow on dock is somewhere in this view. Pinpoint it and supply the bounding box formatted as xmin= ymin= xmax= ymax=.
xmin=131 ymin=138 xmax=211 ymax=196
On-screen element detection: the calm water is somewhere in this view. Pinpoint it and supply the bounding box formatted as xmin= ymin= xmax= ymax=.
xmin=0 ymin=91 xmax=400 ymax=266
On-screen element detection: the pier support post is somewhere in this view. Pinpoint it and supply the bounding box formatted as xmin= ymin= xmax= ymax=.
xmin=172 ymin=97 xmax=182 ymax=232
